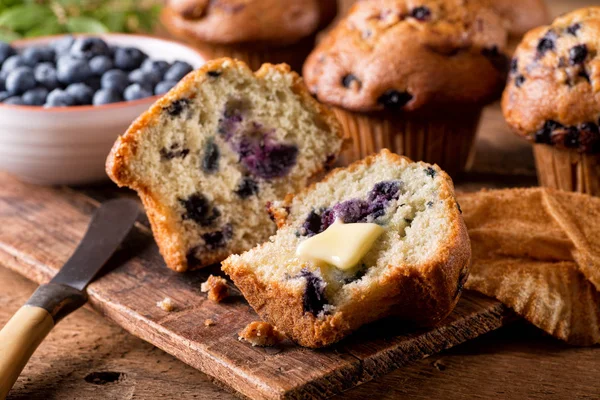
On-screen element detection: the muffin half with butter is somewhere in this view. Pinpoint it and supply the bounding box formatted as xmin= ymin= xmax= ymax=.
xmin=502 ymin=7 xmax=600 ymax=196
xmin=223 ymin=150 xmax=471 ymax=348
xmin=161 ymin=0 xmax=337 ymax=71
xmin=303 ymin=0 xmax=509 ymax=176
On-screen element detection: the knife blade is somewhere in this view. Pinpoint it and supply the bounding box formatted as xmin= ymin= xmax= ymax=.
xmin=0 ymin=198 xmax=139 ymax=399
xmin=51 ymin=198 xmax=140 ymax=291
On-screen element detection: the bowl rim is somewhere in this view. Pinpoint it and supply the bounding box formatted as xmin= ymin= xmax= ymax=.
xmin=0 ymin=32 xmax=205 ymax=113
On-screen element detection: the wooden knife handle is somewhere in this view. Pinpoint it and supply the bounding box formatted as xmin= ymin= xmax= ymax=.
xmin=0 ymin=305 xmax=54 ymax=399
xmin=0 ymin=283 xmax=87 ymax=399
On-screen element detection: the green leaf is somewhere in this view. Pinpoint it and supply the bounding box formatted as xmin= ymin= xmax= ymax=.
xmin=66 ymin=16 xmax=108 ymax=34
xmin=100 ymin=11 xmax=127 ymax=32
xmin=0 ymin=4 xmax=54 ymax=33
xmin=25 ymin=17 xmax=65 ymax=38
xmin=0 ymin=28 xmax=20 ymax=42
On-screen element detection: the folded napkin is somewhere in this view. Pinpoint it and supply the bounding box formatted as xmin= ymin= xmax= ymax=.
xmin=457 ymin=188 xmax=600 ymax=345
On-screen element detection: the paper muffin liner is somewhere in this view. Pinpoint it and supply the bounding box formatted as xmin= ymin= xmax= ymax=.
xmin=332 ymin=107 xmax=482 ymax=177
xmin=185 ymin=35 xmax=316 ymax=73
xmin=533 ymin=144 xmax=600 ymax=196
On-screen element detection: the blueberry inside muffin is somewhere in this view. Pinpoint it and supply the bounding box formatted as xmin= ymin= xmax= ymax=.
xmin=106 ymin=58 xmax=343 ymax=271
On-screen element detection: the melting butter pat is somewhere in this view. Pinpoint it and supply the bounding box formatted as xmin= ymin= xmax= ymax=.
xmin=296 ymin=220 xmax=385 ymax=270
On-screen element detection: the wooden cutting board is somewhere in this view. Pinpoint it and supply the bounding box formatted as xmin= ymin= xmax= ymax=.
xmin=0 ymin=172 xmax=510 ymax=400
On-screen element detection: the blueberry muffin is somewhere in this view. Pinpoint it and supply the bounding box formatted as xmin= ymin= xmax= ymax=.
xmin=106 ymin=58 xmax=343 ymax=272
xmin=223 ymin=150 xmax=471 ymax=347
xmin=493 ymin=0 xmax=549 ymax=38
xmin=303 ymin=0 xmax=509 ymax=175
xmin=161 ymin=0 xmax=337 ymax=72
xmin=502 ymin=7 xmax=600 ymax=196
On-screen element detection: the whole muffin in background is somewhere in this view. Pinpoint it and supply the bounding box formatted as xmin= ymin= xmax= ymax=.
xmin=303 ymin=0 xmax=509 ymax=176
xmin=492 ymin=0 xmax=549 ymax=38
xmin=161 ymin=0 xmax=337 ymax=72
xmin=502 ymin=7 xmax=600 ymax=196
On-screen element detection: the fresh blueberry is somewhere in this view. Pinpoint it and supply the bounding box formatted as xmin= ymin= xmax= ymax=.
xmin=0 ymin=55 xmax=26 ymax=79
xmin=70 ymin=37 xmax=110 ymax=60
xmin=45 ymin=89 xmax=76 ymax=107
xmin=101 ymin=69 xmax=129 ymax=93
xmin=6 ymin=67 xmax=36 ymax=95
xmin=51 ymin=36 xmax=75 ymax=57
xmin=154 ymin=80 xmax=177 ymax=95
xmin=34 ymin=63 xmax=59 ymax=90
xmin=86 ymin=76 xmax=102 ymax=91
xmin=21 ymin=47 xmax=53 ymax=66
xmin=164 ymin=61 xmax=193 ymax=81
xmin=128 ymin=68 xmax=161 ymax=87
xmin=89 ymin=55 xmax=113 ymax=76
xmin=0 ymin=76 xmax=4 ymax=91
xmin=22 ymin=87 xmax=49 ymax=106
xmin=93 ymin=88 xmax=122 ymax=105
xmin=0 ymin=91 xmax=9 ymax=102
xmin=377 ymin=89 xmax=413 ymax=109
xmin=179 ymin=193 xmax=221 ymax=226
xmin=141 ymin=59 xmax=170 ymax=77
xmin=123 ymin=83 xmax=152 ymax=101
xmin=57 ymin=56 xmax=93 ymax=84
xmin=0 ymin=42 xmax=16 ymax=65
xmin=65 ymin=83 xmax=93 ymax=105
xmin=113 ymin=47 xmax=147 ymax=70
xmin=3 ymin=96 xmax=24 ymax=105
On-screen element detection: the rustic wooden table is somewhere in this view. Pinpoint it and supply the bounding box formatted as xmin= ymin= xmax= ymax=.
xmin=2 ymin=0 xmax=598 ymax=399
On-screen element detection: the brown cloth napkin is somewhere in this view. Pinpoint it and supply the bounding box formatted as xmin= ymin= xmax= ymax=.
xmin=457 ymin=188 xmax=600 ymax=346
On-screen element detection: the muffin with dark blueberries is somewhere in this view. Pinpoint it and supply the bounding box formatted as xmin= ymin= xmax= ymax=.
xmin=502 ymin=7 xmax=600 ymax=196
xmin=492 ymin=0 xmax=549 ymax=51
xmin=302 ymin=0 xmax=509 ymax=176
xmin=161 ymin=0 xmax=337 ymax=72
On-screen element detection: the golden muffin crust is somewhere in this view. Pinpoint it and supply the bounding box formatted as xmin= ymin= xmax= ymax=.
xmin=492 ymin=0 xmax=550 ymax=37
xmin=302 ymin=0 xmax=509 ymax=113
xmin=162 ymin=0 xmax=337 ymax=46
xmin=502 ymin=7 xmax=600 ymax=154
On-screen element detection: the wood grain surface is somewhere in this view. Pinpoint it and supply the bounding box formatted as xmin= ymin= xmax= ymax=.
xmin=0 ymin=172 xmax=511 ymax=399
xmin=2 ymin=0 xmax=599 ymax=399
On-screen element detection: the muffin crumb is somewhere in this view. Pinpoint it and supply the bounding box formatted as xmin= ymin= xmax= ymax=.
xmin=156 ymin=297 xmax=176 ymax=312
xmin=204 ymin=319 xmax=215 ymax=327
xmin=201 ymin=275 xmax=229 ymax=302
xmin=238 ymin=321 xmax=285 ymax=347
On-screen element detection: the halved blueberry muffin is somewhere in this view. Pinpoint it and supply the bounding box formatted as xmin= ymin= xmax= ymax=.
xmin=222 ymin=150 xmax=471 ymax=347
xmin=106 ymin=58 xmax=343 ymax=271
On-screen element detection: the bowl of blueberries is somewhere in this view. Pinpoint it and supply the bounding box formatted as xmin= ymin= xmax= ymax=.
xmin=0 ymin=34 xmax=205 ymax=185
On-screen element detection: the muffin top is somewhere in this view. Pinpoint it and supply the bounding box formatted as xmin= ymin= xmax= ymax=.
xmin=302 ymin=0 xmax=509 ymax=113
xmin=161 ymin=0 xmax=337 ymax=46
xmin=492 ymin=0 xmax=549 ymax=37
xmin=502 ymin=7 xmax=600 ymax=153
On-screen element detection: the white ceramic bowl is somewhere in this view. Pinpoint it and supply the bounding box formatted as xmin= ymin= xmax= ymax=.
xmin=0 ymin=34 xmax=205 ymax=185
